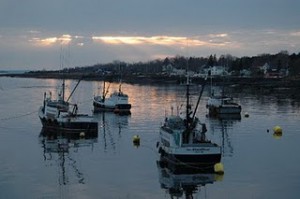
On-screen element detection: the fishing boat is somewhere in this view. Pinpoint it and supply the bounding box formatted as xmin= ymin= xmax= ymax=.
xmin=207 ymin=95 xmax=242 ymax=116
xmin=206 ymin=71 xmax=241 ymax=116
xmin=157 ymin=75 xmax=222 ymax=168
xmin=93 ymin=81 xmax=131 ymax=114
xmin=38 ymin=79 xmax=98 ymax=136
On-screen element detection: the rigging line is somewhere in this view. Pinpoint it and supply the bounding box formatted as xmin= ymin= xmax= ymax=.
xmin=0 ymin=110 xmax=38 ymax=121
xmin=0 ymin=125 xmax=37 ymax=131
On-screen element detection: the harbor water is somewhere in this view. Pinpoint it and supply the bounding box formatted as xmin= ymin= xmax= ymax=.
xmin=0 ymin=77 xmax=300 ymax=199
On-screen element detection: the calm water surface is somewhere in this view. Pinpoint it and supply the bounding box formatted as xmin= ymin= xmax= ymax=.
xmin=0 ymin=77 xmax=300 ymax=199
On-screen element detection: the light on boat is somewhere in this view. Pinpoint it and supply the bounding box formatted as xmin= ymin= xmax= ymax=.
xmin=214 ymin=162 xmax=224 ymax=174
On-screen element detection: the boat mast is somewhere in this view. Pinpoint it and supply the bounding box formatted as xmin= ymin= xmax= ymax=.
xmin=60 ymin=44 xmax=65 ymax=101
xmin=102 ymin=81 xmax=106 ymax=102
xmin=221 ymin=65 xmax=225 ymax=105
xmin=62 ymin=79 xmax=65 ymax=101
xmin=118 ymin=62 xmax=122 ymax=93
xmin=185 ymin=63 xmax=191 ymax=130
xmin=210 ymin=66 xmax=213 ymax=97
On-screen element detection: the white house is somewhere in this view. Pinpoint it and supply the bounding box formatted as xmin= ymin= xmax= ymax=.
xmin=259 ymin=63 xmax=270 ymax=75
xmin=205 ymin=66 xmax=227 ymax=76
xmin=162 ymin=64 xmax=174 ymax=73
xmin=162 ymin=64 xmax=190 ymax=76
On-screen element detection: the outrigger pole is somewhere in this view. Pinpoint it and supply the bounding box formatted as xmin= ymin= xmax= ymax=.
xmin=191 ymin=77 xmax=207 ymax=121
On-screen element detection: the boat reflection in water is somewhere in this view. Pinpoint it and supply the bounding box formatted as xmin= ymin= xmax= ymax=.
xmin=157 ymin=157 xmax=223 ymax=199
xmin=207 ymin=112 xmax=242 ymax=121
xmin=39 ymin=128 xmax=98 ymax=185
xmin=208 ymin=113 xmax=241 ymax=157
xmin=93 ymin=112 xmax=129 ymax=152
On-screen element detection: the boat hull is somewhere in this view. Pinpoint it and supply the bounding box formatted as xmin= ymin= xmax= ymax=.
xmin=160 ymin=149 xmax=221 ymax=165
xmin=39 ymin=108 xmax=98 ymax=137
xmin=40 ymin=118 xmax=98 ymax=137
xmin=93 ymin=101 xmax=131 ymax=114
xmin=207 ymin=96 xmax=241 ymax=116
xmin=157 ymin=140 xmax=222 ymax=169
xmin=208 ymin=105 xmax=241 ymax=115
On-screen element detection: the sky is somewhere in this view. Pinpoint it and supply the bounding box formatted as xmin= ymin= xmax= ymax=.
xmin=0 ymin=0 xmax=300 ymax=70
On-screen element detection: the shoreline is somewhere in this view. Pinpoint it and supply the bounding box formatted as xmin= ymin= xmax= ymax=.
xmin=1 ymin=71 xmax=300 ymax=88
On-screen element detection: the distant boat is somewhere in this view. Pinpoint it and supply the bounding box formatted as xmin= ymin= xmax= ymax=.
xmin=38 ymin=79 xmax=98 ymax=136
xmin=207 ymin=95 xmax=242 ymax=115
xmin=156 ymin=74 xmax=222 ymax=168
xmin=207 ymin=71 xmax=241 ymax=116
xmin=93 ymin=81 xmax=131 ymax=114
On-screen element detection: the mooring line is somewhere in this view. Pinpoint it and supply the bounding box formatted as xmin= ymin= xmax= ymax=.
xmin=0 ymin=110 xmax=38 ymax=121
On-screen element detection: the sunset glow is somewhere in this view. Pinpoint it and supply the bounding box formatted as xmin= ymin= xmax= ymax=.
xmin=30 ymin=34 xmax=72 ymax=46
xmin=92 ymin=35 xmax=228 ymax=47
xmin=1 ymin=0 xmax=299 ymax=70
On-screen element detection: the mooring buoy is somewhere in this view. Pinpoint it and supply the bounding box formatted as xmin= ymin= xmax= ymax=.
xmin=133 ymin=135 xmax=140 ymax=146
xmin=214 ymin=162 xmax=224 ymax=175
xmin=273 ymin=126 xmax=282 ymax=134
xmin=244 ymin=112 xmax=249 ymax=118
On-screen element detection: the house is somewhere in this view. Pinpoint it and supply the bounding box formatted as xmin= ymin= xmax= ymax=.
xmin=162 ymin=64 xmax=190 ymax=76
xmin=263 ymin=63 xmax=289 ymax=78
xmin=259 ymin=63 xmax=270 ymax=75
xmin=170 ymin=68 xmax=186 ymax=76
xmin=162 ymin=64 xmax=174 ymax=73
xmin=204 ymin=66 xmax=227 ymax=76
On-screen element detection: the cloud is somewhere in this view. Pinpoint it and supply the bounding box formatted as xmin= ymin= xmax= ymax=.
xmin=208 ymin=33 xmax=228 ymax=38
xmin=92 ymin=35 xmax=230 ymax=47
xmin=1 ymin=28 xmax=299 ymax=70
xmin=29 ymin=34 xmax=72 ymax=46
xmin=290 ymin=31 xmax=300 ymax=36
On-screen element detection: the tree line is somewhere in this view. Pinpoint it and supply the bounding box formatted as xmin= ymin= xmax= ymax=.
xmin=62 ymin=51 xmax=300 ymax=77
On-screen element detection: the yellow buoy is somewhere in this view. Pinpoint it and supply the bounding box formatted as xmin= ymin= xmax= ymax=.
xmin=214 ymin=162 xmax=224 ymax=174
xmin=273 ymin=126 xmax=283 ymax=134
xmin=133 ymin=135 xmax=140 ymax=147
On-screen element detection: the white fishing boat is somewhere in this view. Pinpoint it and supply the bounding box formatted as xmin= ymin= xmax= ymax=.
xmin=38 ymin=79 xmax=98 ymax=136
xmin=207 ymin=95 xmax=242 ymax=116
xmin=157 ymin=75 xmax=222 ymax=168
xmin=93 ymin=81 xmax=131 ymax=114
xmin=207 ymin=72 xmax=241 ymax=116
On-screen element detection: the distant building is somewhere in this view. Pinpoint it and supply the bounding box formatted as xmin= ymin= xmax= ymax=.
xmin=162 ymin=64 xmax=190 ymax=76
xmin=260 ymin=62 xmax=289 ymax=78
xmin=259 ymin=63 xmax=270 ymax=75
xmin=162 ymin=64 xmax=174 ymax=73
xmin=204 ymin=66 xmax=228 ymax=76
